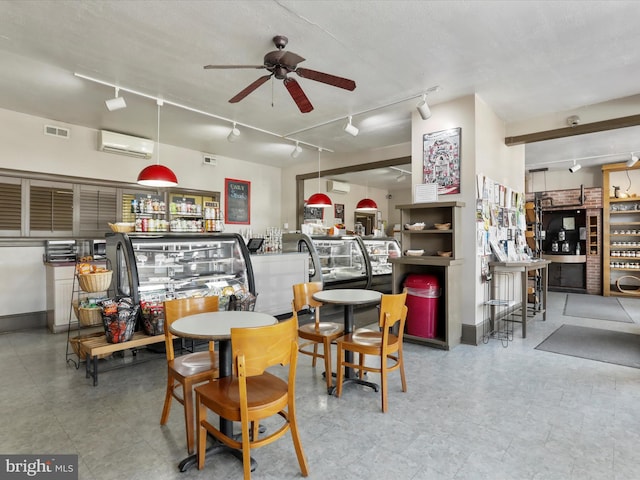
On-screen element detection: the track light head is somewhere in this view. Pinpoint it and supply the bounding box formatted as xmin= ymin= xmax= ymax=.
xmin=416 ymin=94 xmax=431 ymax=120
xmin=569 ymin=161 xmax=582 ymax=173
xmin=291 ymin=142 xmax=302 ymax=159
xmin=344 ymin=116 xmax=359 ymax=136
xmin=105 ymin=87 xmax=126 ymax=111
xmin=627 ymin=154 xmax=639 ymax=168
xmin=227 ymin=123 xmax=240 ymax=142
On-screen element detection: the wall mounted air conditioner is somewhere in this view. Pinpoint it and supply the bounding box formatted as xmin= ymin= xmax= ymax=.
xmin=327 ymin=180 xmax=350 ymax=194
xmin=98 ymin=130 xmax=154 ymax=159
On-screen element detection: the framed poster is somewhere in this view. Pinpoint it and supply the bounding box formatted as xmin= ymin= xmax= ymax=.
xmin=423 ymin=127 xmax=461 ymax=195
xmin=334 ymin=203 xmax=344 ymax=222
xmin=224 ymin=178 xmax=250 ymax=224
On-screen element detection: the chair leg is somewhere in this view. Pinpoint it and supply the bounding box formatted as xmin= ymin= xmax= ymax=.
xmin=311 ymin=343 xmax=319 ymax=367
xmin=323 ymin=338 xmax=333 ymax=389
xmin=241 ymin=415 xmax=252 ymax=480
xmin=358 ymin=353 xmax=365 ymax=379
xmin=399 ymin=348 xmax=407 ymax=393
xmin=183 ymin=381 xmax=195 ymax=455
xmin=335 ymin=344 xmax=344 ymax=398
xmin=160 ymin=375 xmax=174 ymax=425
xmin=380 ymin=359 xmax=388 ymax=413
xmin=288 ymin=403 xmax=310 ymax=477
xmin=196 ymin=396 xmax=206 ymax=470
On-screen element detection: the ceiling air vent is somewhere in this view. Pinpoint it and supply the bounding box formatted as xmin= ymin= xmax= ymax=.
xmin=44 ymin=125 xmax=70 ymax=139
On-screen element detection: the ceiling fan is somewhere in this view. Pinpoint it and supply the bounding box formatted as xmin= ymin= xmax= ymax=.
xmin=204 ymin=35 xmax=356 ymax=113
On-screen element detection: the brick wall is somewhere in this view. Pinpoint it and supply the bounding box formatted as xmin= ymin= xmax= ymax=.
xmin=527 ymin=188 xmax=602 ymax=295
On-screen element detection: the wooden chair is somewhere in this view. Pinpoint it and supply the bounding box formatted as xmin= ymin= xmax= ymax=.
xmin=335 ymin=291 xmax=408 ymax=413
xmin=293 ymin=282 xmax=344 ymax=390
xmin=195 ymin=315 xmax=309 ymax=480
xmin=161 ymin=296 xmax=220 ymax=455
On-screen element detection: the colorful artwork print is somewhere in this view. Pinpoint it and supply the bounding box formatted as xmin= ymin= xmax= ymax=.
xmin=423 ymin=127 xmax=461 ymax=195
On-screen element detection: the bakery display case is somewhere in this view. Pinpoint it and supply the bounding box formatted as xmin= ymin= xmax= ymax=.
xmin=106 ymin=232 xmax=255 ymax=306
xmin=362 ymin=237 xmax=401 ymax=293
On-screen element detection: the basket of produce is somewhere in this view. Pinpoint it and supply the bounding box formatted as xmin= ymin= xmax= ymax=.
xmin=108 ymin=222 xmax=135 ymax=233
xmin=99 ymin=297 xmax=139 ymax=343
xmin=69 ymin=332 xmax=108 ymax=360
xmin=72 ymin=300 xmax=103 ymax=327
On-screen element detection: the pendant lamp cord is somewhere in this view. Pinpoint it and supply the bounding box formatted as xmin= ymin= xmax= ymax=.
xmin=156 ymin=99 xmax=163 ymax=165
xmin=317 ymin=147 xmax=324 ymax=192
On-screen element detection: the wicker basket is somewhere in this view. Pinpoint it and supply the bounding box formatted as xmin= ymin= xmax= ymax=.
xmin=69 ymin=332 xmax=108 ymax=360
xmin=72 ymin=301 xmax=103 ymax=326
xmin=108 ymin=222 xmax=135 ymax=233
xmin=78 ymin=271 xmax=112 ymax=292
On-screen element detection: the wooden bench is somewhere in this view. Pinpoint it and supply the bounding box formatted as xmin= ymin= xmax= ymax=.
xmin=81 ymin=332 xmax=165 ymax=386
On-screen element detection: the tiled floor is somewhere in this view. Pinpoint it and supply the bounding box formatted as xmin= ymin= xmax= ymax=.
xmin=3 ymin=291 xmax=640 ymax=480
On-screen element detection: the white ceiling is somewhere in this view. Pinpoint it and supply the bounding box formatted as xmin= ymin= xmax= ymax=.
xmin=1 ymin=1 xmax=640 ymax=188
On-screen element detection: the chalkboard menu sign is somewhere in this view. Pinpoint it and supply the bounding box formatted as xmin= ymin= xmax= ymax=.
xmin=225 ymin=178 xmax=250 ymax=224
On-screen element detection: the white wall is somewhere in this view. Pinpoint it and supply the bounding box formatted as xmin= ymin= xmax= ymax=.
xmin=526 ymin=165 xmax=603 ymax=193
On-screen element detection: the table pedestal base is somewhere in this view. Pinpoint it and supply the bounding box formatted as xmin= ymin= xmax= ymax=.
xmin=329 ymin=376 xmax=379 ymax=396
xmin=178 ymin=441 xmax=256 ymax=473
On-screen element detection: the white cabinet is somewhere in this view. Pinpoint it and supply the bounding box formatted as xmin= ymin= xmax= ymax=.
xmin=251 ymin=253 xmax=308 ymax=316
xmin=46 ymin=264 xmax=76 ymax=333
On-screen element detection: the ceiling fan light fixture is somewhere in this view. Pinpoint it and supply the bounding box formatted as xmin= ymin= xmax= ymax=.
xmin=355 ymin=198 xmax=378 ymax=211
xmin=291 ymin=142 xmax=302 ymax=159
xmin=416 ymin=94 xmax=431 ymax=120
xmin=227 ymin=122 xmax=241 ymax=142
xmin=105 ymin=87 xmax=126 ymax=111
xmin=344 ymin=116 xmax=359 ymax=136
xmin=627 ymin=153 xmax=638 ymax=168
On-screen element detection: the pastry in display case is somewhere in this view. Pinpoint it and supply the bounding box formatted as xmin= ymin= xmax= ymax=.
xmin=361 ymin=237 xmax=401 ymax=293
xmin=106 ymin=233 xmax=255 ymax=310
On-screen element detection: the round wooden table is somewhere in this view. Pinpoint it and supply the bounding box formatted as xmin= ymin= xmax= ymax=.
xmin=312 ymin=289 xmax=382 ymax=394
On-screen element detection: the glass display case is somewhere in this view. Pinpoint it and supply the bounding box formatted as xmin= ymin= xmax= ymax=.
xmin=361 ymin=237 xmax=401 ymax=293
xmin=282 ymin=233 xmax=323 ymax=284
xmin=106 ymin=233 xmax=255 ymax=306
xmin=310 ymin=235 xmax=370 ymax=289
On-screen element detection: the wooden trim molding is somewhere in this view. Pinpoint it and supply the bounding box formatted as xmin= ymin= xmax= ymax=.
xmin=505 ymin=114 xmax=640 ymax=146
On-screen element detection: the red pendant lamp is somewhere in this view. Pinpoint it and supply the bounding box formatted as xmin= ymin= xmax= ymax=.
xmin=306 ymin=148 xmax=332 ymax=208
xmin=137 ymin=100 xmax=178 ymax=187
xmin=355 ymin=197 xmax=378 ymax=211
xmin=355 ymin=180 xmax=377 ymax=211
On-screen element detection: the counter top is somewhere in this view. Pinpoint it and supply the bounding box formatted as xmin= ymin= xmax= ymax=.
xmin=542 ymin=254 xmax=586 ymax=263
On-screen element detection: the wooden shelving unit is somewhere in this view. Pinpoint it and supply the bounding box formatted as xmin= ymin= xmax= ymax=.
xmin=602 ymin=162 xmax=640 ymax=297
xmin=390 ymin=201 xmax=464 ymax=350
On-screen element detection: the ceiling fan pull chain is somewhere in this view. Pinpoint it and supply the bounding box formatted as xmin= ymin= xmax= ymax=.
xmin=271 ymin=76 xmax=275 ymax=107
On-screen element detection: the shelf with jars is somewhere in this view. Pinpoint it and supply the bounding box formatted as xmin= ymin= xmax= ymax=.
xmin=131 ymin=194 xmax=168 ymax=233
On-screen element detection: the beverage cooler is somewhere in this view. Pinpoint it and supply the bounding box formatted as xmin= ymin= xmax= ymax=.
xmin=361 ymin=237 xmax=401 ymax=293
xmin=282 ymin=233 xmax=370 ymax=289
xmin=106 ymin=232 xmax=255 ymax=307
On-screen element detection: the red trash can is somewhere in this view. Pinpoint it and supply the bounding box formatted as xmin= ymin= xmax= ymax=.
xmin=404 ymin=274 xmax=440 ymax=338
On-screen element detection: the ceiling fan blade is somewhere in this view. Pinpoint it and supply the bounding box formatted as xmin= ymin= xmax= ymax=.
xmin=204 ymin=65 xmax=265 ymax=69
xmin=284 ymin=78 xmax=313 ymax=113
xmin=228 ymin=74 xmax=272 ymax=103
xmin=295 ymin=68 xmax=356 ymax=91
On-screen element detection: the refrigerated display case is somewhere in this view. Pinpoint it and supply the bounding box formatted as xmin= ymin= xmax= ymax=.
xmin=361 ymin=237 xmax=401 ymax=293
xmin=282 ymin=233 xmax=370 ymax=289
xmin=106 ymin=233 xmax=255 ymax=306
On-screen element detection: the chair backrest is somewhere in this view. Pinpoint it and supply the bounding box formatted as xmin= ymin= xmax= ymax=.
xmin=292 ymin=282 xmax=322 ymax=316
xmin=163 ymin=296 xmax=219 ymax=361
xmin=378 ymin=291 xmax=408 ymax=331
xmin=231 ymin=315 xmax=298 ymax=378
